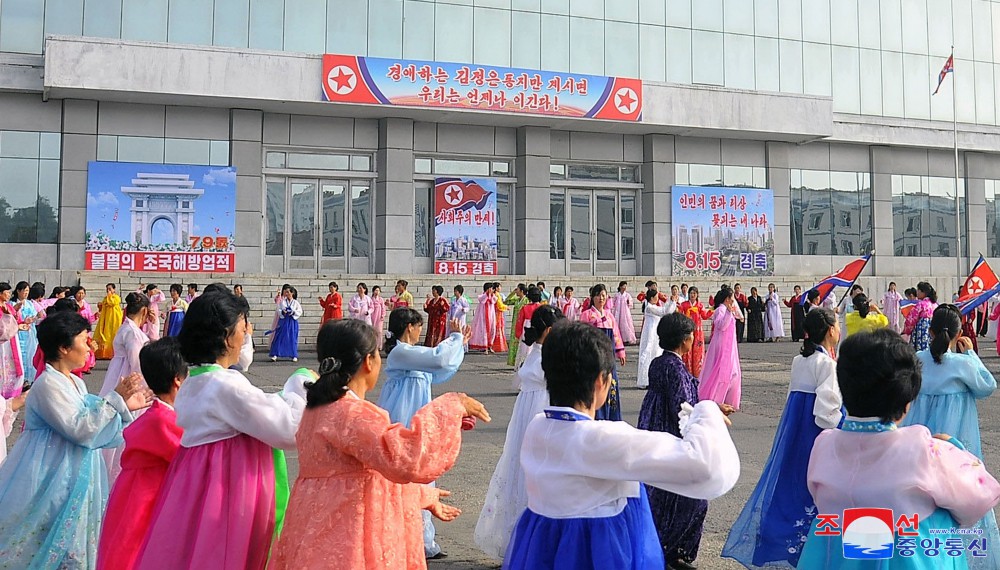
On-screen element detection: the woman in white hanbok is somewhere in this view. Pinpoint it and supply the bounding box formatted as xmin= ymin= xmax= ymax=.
xmin=637 ymin=286 xmax=676 ymax=389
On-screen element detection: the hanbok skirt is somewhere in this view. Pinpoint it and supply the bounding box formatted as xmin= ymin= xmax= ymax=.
xmin=798 ymin=508 xmax=971 ymax=570
xmin=722 ymin=391 xmax=834 ymax=568
xmin=475 ymin=387 xmax=550 ymax=559
xmin=134 ymin=434 xmax=277 ymax=570
xmin=503 ymin=487 xmax=663 ymax=570
xmin=269 ymin=318 xmax=299 ymax=359
xmin=164 ymin=312 xmax=184 ymax=337
xmin=595 ymin=328 xmax=621 ymax=421
xmin=636 ymin=315 xmax=663 ymax=389
xmin=910 ymin=318 xmax=931 ymax=352
xmin=901 ymin=393 xmax=1000 ymax=570
xmin=17 ymin=326 xmax=38 ymax=384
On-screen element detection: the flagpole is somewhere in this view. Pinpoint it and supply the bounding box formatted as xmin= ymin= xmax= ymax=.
xmin=952 ymin=46 xmax=962 ymax=282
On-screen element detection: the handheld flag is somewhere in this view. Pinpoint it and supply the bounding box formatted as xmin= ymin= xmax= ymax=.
xmin=800 ymin=254 xmax=872 ymax=306
xmin=933 ymin=53 xmax=954 ymax=95
xmin=899 ymin=298 xmax=917 ymax=320
xmin=955 ymin=255 xmax=1000 ymax=315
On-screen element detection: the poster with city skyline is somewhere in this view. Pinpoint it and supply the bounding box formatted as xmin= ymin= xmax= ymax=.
xmin=434 ymin=177 xmax=498 ymax=276
xmin=671 ymin=185 xmax=774 ymax=277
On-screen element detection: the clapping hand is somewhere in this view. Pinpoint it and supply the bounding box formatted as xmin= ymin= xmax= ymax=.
xmin=114 ymin=372 xmax=154 ymax=411
xmin=458 ymin=393 xmax=491 ymax=422
xmin=448 ymin=318 xmax=472 ymax=344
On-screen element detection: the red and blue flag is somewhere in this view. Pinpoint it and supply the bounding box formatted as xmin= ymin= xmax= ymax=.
xmin=955 ymin=255 xmax=1000 ymax=315
xmin=899 ymin=298 xmax=917 ymax=319
xmin=933 ymin=53 xmax=954 ymax=95
xmin=800 ymin=254 xmax=872 ymax=306
xmin=434 ymin=178 xmax=492 ymax=221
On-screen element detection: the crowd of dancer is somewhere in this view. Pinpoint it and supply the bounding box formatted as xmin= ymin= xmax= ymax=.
xmin=0 ymin=275 xmax=998 ymax=569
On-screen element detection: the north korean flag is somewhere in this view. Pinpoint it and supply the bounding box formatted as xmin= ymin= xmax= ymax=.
xmin=591 ymin=77 xmax=643 ymax=121
xmin=434 ymin=178 xmax=492 ymax=219
xmin=322 ymin=54 xmax=384 ymax=104
xmin=800 ymin=254 xmax=872 ymax=306
xmin=956 ymin=255 xmax=1000 ymax=315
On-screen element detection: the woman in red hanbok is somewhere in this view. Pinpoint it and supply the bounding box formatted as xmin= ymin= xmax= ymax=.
xmin=423 ymin=286 xmax=451 ymax=347
xmin=678 ymin=287 xmax=714 ymax=378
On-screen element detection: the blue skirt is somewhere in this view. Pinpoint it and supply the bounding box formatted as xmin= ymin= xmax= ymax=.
xmin=165 ymin=312 xmax=185 ymax=337
xmin=269 ymin=318 xmax=299 ymax=359
xmin=595 ymin=328 xmax=622 ymax=421
xmin=503 ymin=487 xmax=663 ymax=570
xmin=722 ymin=391 xmax=837 ymax=568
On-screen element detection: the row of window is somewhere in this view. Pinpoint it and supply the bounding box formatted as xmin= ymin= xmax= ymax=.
xmin=0 ymin=130 xmax=59 ymax=243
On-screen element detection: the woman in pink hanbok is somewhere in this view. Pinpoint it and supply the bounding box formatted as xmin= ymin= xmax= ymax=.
xmin=561 ymin=287 xmax=581 ymax=321
xmin=698 ymin=288 xmax=743 ymax=410
xmin=469 ymin=283 xmax=498 ymax=353
xmin=612 ymin=281 xmax=638 ymax=345
xmin=134 ymin=293 xmax=306 ymax=570
xmin=371 ymin=286 xmax=387 ymax=349
xmin=348 ymin=282 xmax=374 ymax=325
xmin=71 ymin=286 xmax=98 ymax=373
xmin=140 ymin=284 xmax=165 ymax=341
xmin=269 ymin=319 xmax=490 ymax=570
xmin=882 ymin=281 xmax=902 ymax=333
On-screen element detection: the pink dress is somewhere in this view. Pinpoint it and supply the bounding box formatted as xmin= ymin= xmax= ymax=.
xmin=142 ymin=292 xmax=165 ymax=341
xmin=97 ymin=400 xmax=182 ymax=570
xmin=133 ymin=366 xmax=305 ymax=570
xmin=371 ymin=295 xmax=386 ymax=349
xmin=611 ymin=292 xmax=637 ymax=344
xmin=469 ymin=293 xmax=497 ymax=351
xmin=269 ymin=392 xmax=464 ymax=570
xmin=697 ymin=307 xmax=742 ymax=409
xmin=79 ymin=300 xmax=98 ymax=372
xmin=561 ymin=297 xmax=581 ymax=321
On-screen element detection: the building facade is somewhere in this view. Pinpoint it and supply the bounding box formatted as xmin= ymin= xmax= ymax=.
xmin=2 ymin=0 xmax=1000 ymax=282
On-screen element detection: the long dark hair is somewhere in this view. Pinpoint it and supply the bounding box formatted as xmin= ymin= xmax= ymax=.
xmin=916 ymin=281 xmax=937 ymax=303
xmin=523 ymin=305 xmax=564 ymax=346
xmin=852 ymin=293 xmax=871 ymax=319
xmin=385 ymin=307 xmax=422 ymax=354
xmin=307 ymin=320 xmax=379 ymax=407
xmin=801 ymin=308 xmax=837 ymax=357
xmin=928 ymin=304 xmax=962 ymax=364
xmin=712 ymin=288 xmax=732 ymax=309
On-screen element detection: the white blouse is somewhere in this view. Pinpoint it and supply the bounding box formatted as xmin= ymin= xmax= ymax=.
xmin=520 ymin=401 xmax=739 ymax=519
xmin=175 ymin=366 xmax=307 ymax=449
xmin=788 ymin=350 xmax=843 ymax=430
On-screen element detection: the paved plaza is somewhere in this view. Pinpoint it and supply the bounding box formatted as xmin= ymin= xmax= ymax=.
xmin=23 ymin=338 xmax=1000 ymax=570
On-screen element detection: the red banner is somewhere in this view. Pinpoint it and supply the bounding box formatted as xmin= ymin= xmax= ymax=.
xmin=86 ymin=252 xmax=235 ymax=273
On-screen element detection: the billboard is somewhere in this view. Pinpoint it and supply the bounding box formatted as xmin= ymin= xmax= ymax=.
xmin=85 ymin=162 xmax=236 ymax=273
xmin=433 ymin=177 xmax=498 ymax=276
xmin=322 ymin=53 xmax=642 ymax=121
xmin=671 ymin=186 xmax=775 ymax=277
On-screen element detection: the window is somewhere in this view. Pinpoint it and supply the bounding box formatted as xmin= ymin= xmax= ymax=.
xmin=97 ymin=136 xmax=230 ymax=166
xmin=265 ymin=180 xmax=285 ymax=255
xmin=620 ymin=193 xmax=636 ymax=260
xmin=553 ymin=163 xmax=640 ymax=183
xmin=891 ymin=175 xmax=966 ymax=257
xmin=550 ymin=192 xmax=565 ymax=259
xmin=0 ymin=131 xmax=60 ymax=243
xmin=987 ymin=180 xmax=1000 ymax=256
xmin=676 ymin=163 xmax=766 ymax=188
xmin=791 ymin=169 xmax=871 ymax=255
xmin=136 ymin=200 xmax=144 ymax=207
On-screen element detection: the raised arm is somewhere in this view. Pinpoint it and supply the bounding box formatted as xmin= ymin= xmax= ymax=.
xmin=958 ymin=352 xmax=997 ymax=399
xmin=811 ymin=356 xmax=843 ymax=430
xmin=33 ymin=375 xmax=131 ymax=450
xmin=210 ymin=375 xmax=306 ymax=450
xmin=385 ymin=333 xmax=466 ymax=385
xmin=926 ymin=433 xmax=1000 ymax=527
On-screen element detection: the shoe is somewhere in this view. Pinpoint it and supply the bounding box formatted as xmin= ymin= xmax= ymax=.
xmin=427 ymin=552 xmax=447 ymax=560
xmin=292 ymin=358 xmax=298 ymax=362
xmin=270 ymin=356 xmax=277 ymax=362
xmin=668 ymin=560 xmax=698 ymax=570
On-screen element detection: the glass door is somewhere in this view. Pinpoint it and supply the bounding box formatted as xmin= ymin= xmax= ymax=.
xmin=288 ymin=181 xmax=318 ymax=271
xmin=563 ymin=189 xmax=632 ymax=275
xmin=568 ymin=191 xmax=593 ymax=274
xmin=594 ymin=191 xmax=618 ymax=274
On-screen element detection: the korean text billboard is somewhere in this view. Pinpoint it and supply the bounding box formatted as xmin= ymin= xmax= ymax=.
xmin=671 ymin=186 xmax=774 ymax=277
xmin=434 ymin=177 xmax=498 ymax=276
xmin=85 ymin=162 xmax=236 ymax=273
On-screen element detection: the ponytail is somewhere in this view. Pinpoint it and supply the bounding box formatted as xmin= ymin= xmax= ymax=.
xmin=124 ymin=292 xmax=150 ymax=316
xmin=928 ymin=305 xmax=961 ymax=364
xmin=523 ymin=305 xmax=564 ymax=346
xmin=801 ymin=308 xmax=836 ymax=357
xmin=384 ymin=307 xmax=423 ymax=354
xmin=853 ymin=294 xmax=870 ymax=319
xmin=307 ymin=319 xmax=378 ymax=407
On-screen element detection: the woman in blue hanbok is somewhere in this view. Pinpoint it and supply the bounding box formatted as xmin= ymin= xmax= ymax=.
xmin=15 ymin=282 xmax=43 ymax=383
xmin=900 ymin=304 xmax=1000 ymax=570
xmin=269 ymin=287 xmax=302 ymax=362
xmin=799 ymin=329 xmax=1000 ymax=570
xmin=377 ymin=307 xmax=469 ymax=559
xmin=0 ymin=311 xmax=150 ymax=569
xmin=722 ymin=307 xmax=843 ymax=568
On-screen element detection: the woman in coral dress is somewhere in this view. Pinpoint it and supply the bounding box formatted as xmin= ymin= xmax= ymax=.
xmin=95 ymin=283 xmax=123 ymax=360
xmin=423 ymin=286 xmax=451 ymax=347
xmin=270 ymin=319 xmax=489 ymax=570
xmin=678 ymin=287 xmax=713 ymax=378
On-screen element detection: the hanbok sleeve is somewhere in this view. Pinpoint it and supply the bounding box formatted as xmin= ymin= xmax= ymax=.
xmin=125 ymin=408 xmax=184 ymax=463
xmin=209 ymin=376 xmax=306 ymax=450
xmin=645 ymin=300 xmax=676 ymax=317
xmin=958 ymin=352 xmax=997 ymax=399
xmin=1 ymin=397 xmax=14 ymax=439
xmin=811 ymin=356 xmax=843 ymax=430
xmin=575 ymin=401 xmax=739 ymax=499
xmin=921 ymin=431 xmax=1000 ymax=527
xmin=329 ymin=393 xmax=465 ymax=485
xmin=991 ymin=303 xmax=1000 ymax=322
xmin=291 ymin=300 xmax=303 ymax=320
xmin=387 ymin=333 xmax=465 ymax=385
xmin=32 ymin=373 xmax=131 ymax=449
xmin=903 ymin=302 xmax=920 ymax=334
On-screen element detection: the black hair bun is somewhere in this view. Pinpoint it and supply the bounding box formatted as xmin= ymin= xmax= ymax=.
xmin=319 ymin=357 xmax=342 ymax=376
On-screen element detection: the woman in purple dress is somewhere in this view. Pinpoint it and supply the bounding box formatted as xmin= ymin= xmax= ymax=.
xmin=638 ymin=312 xmax=734 ymax=570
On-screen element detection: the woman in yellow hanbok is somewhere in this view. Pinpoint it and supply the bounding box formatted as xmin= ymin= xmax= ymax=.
xmin=94 ymin=283 xmax=123 ymax=360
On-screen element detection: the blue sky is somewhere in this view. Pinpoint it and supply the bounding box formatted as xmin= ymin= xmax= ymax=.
xmin=86 ymin=161 xmax=236 ymax=243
